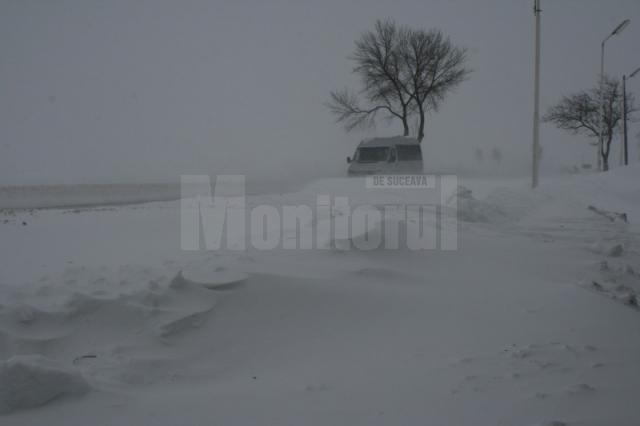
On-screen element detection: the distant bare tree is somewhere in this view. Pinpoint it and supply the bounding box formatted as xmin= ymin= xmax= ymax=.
xmin=474 ymin=147 xmax=483 ymax=164
xmin=543 ymin=75 xmax=637 ymax=171
xmin=327 ymin=21 xmax=471 ymax=142
xmin=491 ymin=147 xmax=502 ymax=166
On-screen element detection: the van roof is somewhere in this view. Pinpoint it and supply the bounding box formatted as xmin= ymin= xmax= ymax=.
xmin=358 ymin=136 xmax=420 ymax=148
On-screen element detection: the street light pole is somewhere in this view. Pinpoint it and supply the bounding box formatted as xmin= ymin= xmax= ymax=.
xmin=618 ymin=76 xmax=625 ymax=167
xmin=599 ymin=41 xmax=605 ymax=171
xmin=623 ymin=67 xmax=640 ymax=166
xmin=532 ymin=0 xmax=541 ymax=188
xmin=599 ymin=19 xmax=630 ymax=172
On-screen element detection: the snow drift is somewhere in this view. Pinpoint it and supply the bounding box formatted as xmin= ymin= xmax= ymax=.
xmin=0 ymin=355 xmax=89 ymax=414
xmin=1 ymin=166 xmax=640 ymax=424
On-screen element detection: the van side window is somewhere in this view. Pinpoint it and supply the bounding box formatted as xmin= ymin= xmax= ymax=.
xmin=356 ymin=147 xmax=390 ymax=163
xmin=396 ymin=145 xmax=422 ymax=161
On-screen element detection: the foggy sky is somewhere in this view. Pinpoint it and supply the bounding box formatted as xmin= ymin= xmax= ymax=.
xmin=1 ymin=0 xmax=640 ymax=185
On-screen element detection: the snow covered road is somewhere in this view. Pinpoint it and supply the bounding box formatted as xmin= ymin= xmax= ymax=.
xmin=1 ymin=170 xmax=639 ymax=425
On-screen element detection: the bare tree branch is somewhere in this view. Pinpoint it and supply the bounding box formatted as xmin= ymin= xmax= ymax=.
xmin=325 ymin=89 xmax=396 ymax=132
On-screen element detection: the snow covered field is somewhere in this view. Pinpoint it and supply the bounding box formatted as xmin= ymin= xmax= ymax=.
xmin=1 ymin=168 xmax=639 ymax=425
xmin=0 ymin=178 xmax=306 ymax=210
xmin=0 ymin=183 xmax=181 ymax=210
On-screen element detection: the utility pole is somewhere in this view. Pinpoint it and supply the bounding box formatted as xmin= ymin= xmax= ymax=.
xmin=532 ymin=0 xmax=541 ymax=188
xmin=622 ymin=68 xmax=640 ymax=166
xmin=599 ymin=41 xmax=605 ymax=171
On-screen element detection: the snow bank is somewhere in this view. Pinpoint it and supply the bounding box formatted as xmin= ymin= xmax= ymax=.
xmin=537 ymin=164 xmax=640 ymax=230
xmin=0 ymin=355 xmax=89 ymax=414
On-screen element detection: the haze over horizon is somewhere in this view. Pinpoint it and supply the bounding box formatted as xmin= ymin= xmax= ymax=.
xmin=2 ymin=0 xmax=639 ymax=185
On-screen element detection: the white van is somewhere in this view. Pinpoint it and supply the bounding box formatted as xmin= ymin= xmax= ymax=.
xmin=347 ymin=136 xmax=423 ymax=176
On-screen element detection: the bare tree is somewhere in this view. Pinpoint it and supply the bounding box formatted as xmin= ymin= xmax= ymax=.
xmin=397 ymin=28 xmax=471 ymax=143
xmin=327 ymin=21 xmax=471 ymax=142
xmin=327 ymin=20 xmax=413 ymax=135
xmin=352 ymin=20 xmax=415 ymax=136
xmin=543 ymin=76 xmax=637 ymax=171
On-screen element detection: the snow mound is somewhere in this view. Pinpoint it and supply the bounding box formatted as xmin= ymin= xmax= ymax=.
xmin=449 ymin=183 xmax=552 ymax=224
xmin=178 ymin=266 xmax=249 ymax=291
xmin=564 ymin=382 xmax=596 ymax=395
xmin=452 ymin=186 xmax=506 ymax=223
xmin=326 ymin=212 xmax=413 ymax=251
xmin=0 ymin=355 xmax=89 ymax=414
xmin=583 ymin=257 xmax=640 ymax=309
xmin=351 ymin=267 xmax=409 ymax=280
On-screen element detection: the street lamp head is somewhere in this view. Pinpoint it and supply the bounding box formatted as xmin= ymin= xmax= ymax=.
xmin=612 ymin=19 xmax=630 ymax=36
xmin=630 ymin=67 xmax=640 ymax=79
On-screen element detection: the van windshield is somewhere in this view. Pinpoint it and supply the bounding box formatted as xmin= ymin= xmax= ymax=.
xmin=396 ymin=145 xmax=422 ymax=161
xmin=356 ymin=147 xmax=389 ymax=163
